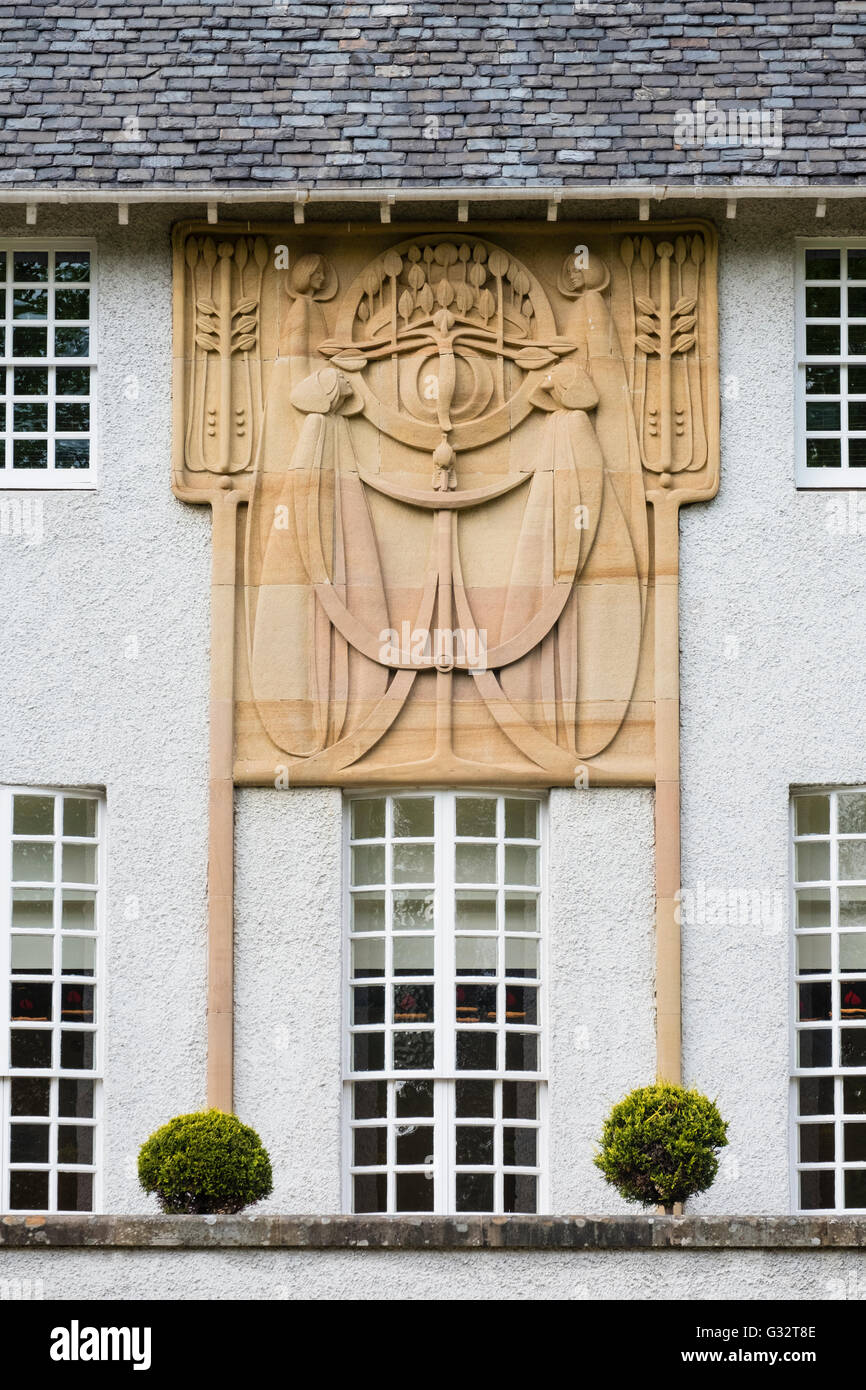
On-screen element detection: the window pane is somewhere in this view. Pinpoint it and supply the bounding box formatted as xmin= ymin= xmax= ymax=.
xmin=354 ymin=1173 xmax=387 ymax=1212
xmin=61 ymin=891 xmax=95 ymax=931
xmin=395 ymin=1173 xmax=434 ymax=1212
xmin=10 ymin=1029 xmax=52 ymax=1068
xmin=806 ymin=438 xmax=841 ymax=468
xmin=505 ymin=937 xmax=539 ymax=978
xmin=456 ymin=1173 xmax=494 ymax=1212
xmin=799 ymin=1171 xmax=834 ymax=1209
xmin=352 ymin=986 xmax=384 ymax=1026
xmin=844 ymin=1170 xmax=866 ymax=1210
xmin=11 ymin=981 xmax=52 ymax=1021
xmin=456 ymin=1031 xmax=497 ymax=1070
xmin=11 ymin=935 xmax=53 ymax=975
xmin=455 ymin=797 xmax=496 ymax=837
xmin=841 ymin=1030 xmax=866 ymax=1067
xmin=505 ymin=799 xmax=538 ymax=839
xmin=841 ymin=934 xmax=866 ymax=972
xmin=11 ymin=1077 xmax=51 ymax=1116
xmin=352 ymin=1081 xmax=387 ymax=1120
xmin=456 ymin=1080 xmax=495 ymax=1117
xmin=799 ymin=1124 xmax=834 ymax=1162
xmin=57 ymin=1125 xmax=93 ymax=1165
xmin=392 ymin=892 xmax=433 ymax=930
xmin=796 ymin=890 xmax=830 ymax=929
xmin=12 ymin=794 xmax=54 ymax=834
xmin=395 ymin=1124 xmax=433 ymax=1165
xmin=805 ymin=249 xmax=840 ymax=279
xmin=805 ymin=286 xmax=840 ymax=316
xmin=841 ymin=981 xmax=866 ymax=1018
xmin=806 ymin=401 xmax=840 ymax=430
xmin=797 ymin=934 xmax=830 ymax=974
xmin=56 ymin=1172 xmax=93 ymax=1212
xmin=456 ymin=983 xmax=496 ymax=1023
xmin=10 ymin=1123 xmax=50 ymax=1163
xmin=806 ymin=365 xmax=839 ymax=393
xmin=393 ymin=1031 xmax=434 ymax=1070
xmin=806 ymin=324 xmax=840 ymax=355
xmin=839 ymin=841 xmax=866 ymax=881
xmin=503 ymin=1127 xmax=537 ymax=1166
xmin=395 ymin=1079 xmax=433 ymax=1117
xmin=55 ymin=251 xmax=90 ymax=283
xmin=392 ymin=797 xmax=434 ymax=838
xmin=351 ymin=798 xmax=385 ymax=839
xmin=14 ymin=251 xmax=48 ymax=282
xmin=799 ymin=1076 xmax=834 ymax=1116
xmin=351 ymin=893 xmax=385 ymax=933
xmin=505 ymin=843 xmax=539 ymax=886
xmin=798 ymin=1029 xmax=831 ymax=1068
xmin=392 ymin=843 xmax=434 ymax=884
xmin=62 ymin=799 xmax=97 ymax=838
xmin=60 ymin=1030 xmax=94 ymax=1070
xmin=456 ymin=1125 xmax=494 ymax=1164
xmin=351 ymin=845 xmax=385 ymax=886
xmin=393 ymin=985 xmax=433 ymax=1022
xmin=353 ymin=1128 xmax=386 ymax=1166
xmin=12 ymin=843 xmax=54 ymax=882
xmin=503 ymin=1081 xmax=538 ymax=1120
xmin=352 ymin=938 xmax=384 ymax=978
xmin=393 ymin=936 xmax=434 ymax=976
xmin=844 ymin=1077 xmax=866 ymax=1114
xmin=9 ymin=1171 xmax=49 ymax=1211
xmin=454 ymin=892 xmax=497 ymax=932
xmin=13 ymin=891 xmax=54 ymax=929
xmin=503 ymin=1173 xmax=537 ymax=1212
xmin=799 ymin=982 xmax=831 ymax=1021
xmin=795 ymin=841 xmax=830 ymax=882
xmin=353 ymin=1032 xmax=385 ymax=1072
xmin=62 ymin=843 xmax=96 ymax=884
xmin=505 ymin=1033 xmax=538 ymax=1071
xmin=455 ymin=936 xmax=497 ymax=976
xmin=456 ymin=844 xmax=496 ymax=883
xmin=59 ymin=1079 xmax=94 ymax=1119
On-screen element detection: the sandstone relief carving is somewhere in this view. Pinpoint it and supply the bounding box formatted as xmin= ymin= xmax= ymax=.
xmin=173 ymin=222 xmax=719 ymax=787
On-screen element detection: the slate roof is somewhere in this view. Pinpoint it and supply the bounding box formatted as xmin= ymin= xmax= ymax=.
xmin=1 ymin=0 xmax=865 ymax=189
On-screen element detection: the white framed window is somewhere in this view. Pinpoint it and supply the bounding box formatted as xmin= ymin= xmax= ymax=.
xmin=343 ymin=790 xmax=546 ymax=1215
xmin=792 ymin=788 xmax=866 ymax=1212
xmin=0 ymin=243 xmax=96 ymax=489
xmin=0 ymin=787 xmax=103 ymax=1213
xmin=796 ymin=240 xmax=866 ymax=488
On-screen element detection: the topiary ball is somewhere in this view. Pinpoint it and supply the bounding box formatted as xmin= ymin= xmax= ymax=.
xmin=138 ymin=1109 xmax=273 ymax=1215
xmin=594 ymin=1083 xmax=728 ymax=1212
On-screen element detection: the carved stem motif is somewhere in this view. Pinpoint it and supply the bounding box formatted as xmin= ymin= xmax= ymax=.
xmin=186 ymin=235 xmax=268 ymax=474
xmin=622 ymin=233 xmax=706 ymax=478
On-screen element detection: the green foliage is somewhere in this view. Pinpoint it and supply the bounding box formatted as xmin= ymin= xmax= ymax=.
xmin=594 ymin=1083 xmax=728 ymax=1211
xmin=138 ymin=1110 xmax=273 ymax=1215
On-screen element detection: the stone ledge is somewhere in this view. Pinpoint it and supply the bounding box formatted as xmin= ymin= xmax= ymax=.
xmin=1 ymin=1215 xmax=866 ymax=1251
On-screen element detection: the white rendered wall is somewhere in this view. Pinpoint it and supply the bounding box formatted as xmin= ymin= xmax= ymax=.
xmin=681 ymin=204 xmax=866 ymax=1214
xmin=4 ymin=204 xmax=859 ymax=1223
xmin=0 ymin=207 xmax=211 ymax=1212
xmin=233 ymin=787 xmax=343 ymax=1212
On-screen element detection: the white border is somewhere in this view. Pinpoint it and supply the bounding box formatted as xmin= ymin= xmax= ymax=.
xmin=795 ymin=237 xmax=866 ymax=490
xmin=0 ymin=239 xmax=97 ymax=492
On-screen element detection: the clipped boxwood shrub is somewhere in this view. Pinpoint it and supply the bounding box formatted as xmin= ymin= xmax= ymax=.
xmin=594 ymin=1083 xmax=728 ymax=1213
xmin=138 ymin=1109 xmax=273 ymax=1215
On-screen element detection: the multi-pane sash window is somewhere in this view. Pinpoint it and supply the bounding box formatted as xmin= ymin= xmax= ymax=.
xmin=345 ymin=791 xmax=545 ymax=1215
xmin=0 ymin=244 xmax=95 ymax=488
xmin=792 ymin=789 xmax=866 ymax=1211
xmin=797 ymin=242 xmax=866 ymax=486
xmin=0 ymin=788 xmax=101 ymax=1212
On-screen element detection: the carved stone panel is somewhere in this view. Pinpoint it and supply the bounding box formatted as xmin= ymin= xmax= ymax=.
xmin=173 ymin=221 xmax=719 ymax=787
